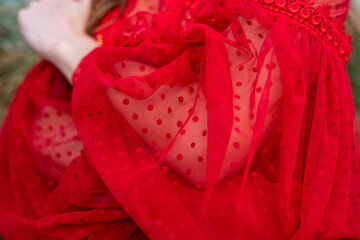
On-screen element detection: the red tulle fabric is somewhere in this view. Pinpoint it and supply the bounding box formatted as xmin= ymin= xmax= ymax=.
xmin=1 ymin=0 xmax=360 ymax=239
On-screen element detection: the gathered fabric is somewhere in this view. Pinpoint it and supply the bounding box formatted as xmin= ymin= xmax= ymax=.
xmin=0 ymin=0 xmax=359 ymax=239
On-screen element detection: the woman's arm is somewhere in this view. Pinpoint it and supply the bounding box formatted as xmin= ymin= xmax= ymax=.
xmin=52 ymin=35 xmax=99 ymax=81
xmin=17 ymin=0 xmax=98 ymax=84
xmin=17 ymin=0 xmax=161 ymax=84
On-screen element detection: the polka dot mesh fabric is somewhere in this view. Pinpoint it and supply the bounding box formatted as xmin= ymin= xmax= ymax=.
xmin=0 ymin=0 xmax=360 ymax=239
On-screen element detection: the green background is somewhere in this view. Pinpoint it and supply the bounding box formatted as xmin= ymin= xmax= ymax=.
xmin=0 ymin=0 xmax=359 ymax=133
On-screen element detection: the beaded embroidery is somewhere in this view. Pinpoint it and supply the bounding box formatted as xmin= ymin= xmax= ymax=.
xmin=181 ymin=0 xmax=351 ymax=62
xmin=254 ymin=0 xmax=351 ymax=62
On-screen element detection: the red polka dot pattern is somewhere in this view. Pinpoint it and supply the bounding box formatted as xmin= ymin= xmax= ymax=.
xmin=0 ymin=0 xmax=359 ymax=239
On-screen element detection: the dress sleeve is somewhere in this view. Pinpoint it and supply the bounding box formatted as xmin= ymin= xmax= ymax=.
xmin=72 ymin=10 xmax=282 ymax=186
xmin=46 ymin=0 xmax=360 ymax=238
xmin=69 ymin=8 xmax=288 ymax=237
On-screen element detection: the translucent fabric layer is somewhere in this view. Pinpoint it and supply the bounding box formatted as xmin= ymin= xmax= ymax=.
xmin=0 ymin=0 xmax=359 ymax=239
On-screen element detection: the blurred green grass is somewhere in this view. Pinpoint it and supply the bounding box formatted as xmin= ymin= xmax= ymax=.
xmin=346 ymin=24 xmax=360 ymax=133
xmin=0 ymin=0 xmax=38 ymax=121
xmin=0 ymin=0 xmax=359 ymax=133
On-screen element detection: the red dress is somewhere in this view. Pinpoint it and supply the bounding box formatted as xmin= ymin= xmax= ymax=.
xmin=0 ymin=0 xmax=359 ymax=239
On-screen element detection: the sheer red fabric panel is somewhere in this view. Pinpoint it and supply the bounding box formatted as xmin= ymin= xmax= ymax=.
xmin=0 ymin=0 xmax=359 ymax=239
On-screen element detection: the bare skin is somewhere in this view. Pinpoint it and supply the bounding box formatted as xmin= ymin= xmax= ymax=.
xmin=17 ymin=0 xmax=159 ymax=83
xmin=18 ymin=0 xmax=98 ymax=82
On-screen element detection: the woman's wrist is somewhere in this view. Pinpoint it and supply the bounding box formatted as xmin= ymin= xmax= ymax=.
xmin=52 ymin=34 xmax=99 ymax=84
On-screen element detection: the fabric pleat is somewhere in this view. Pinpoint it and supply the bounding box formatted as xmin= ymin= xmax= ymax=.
xmin=0 ymin=0 xmax=359 ymax=239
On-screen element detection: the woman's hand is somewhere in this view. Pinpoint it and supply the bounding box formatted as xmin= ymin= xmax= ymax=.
xmin=18 ymin=0 xmax=99 ymax=83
